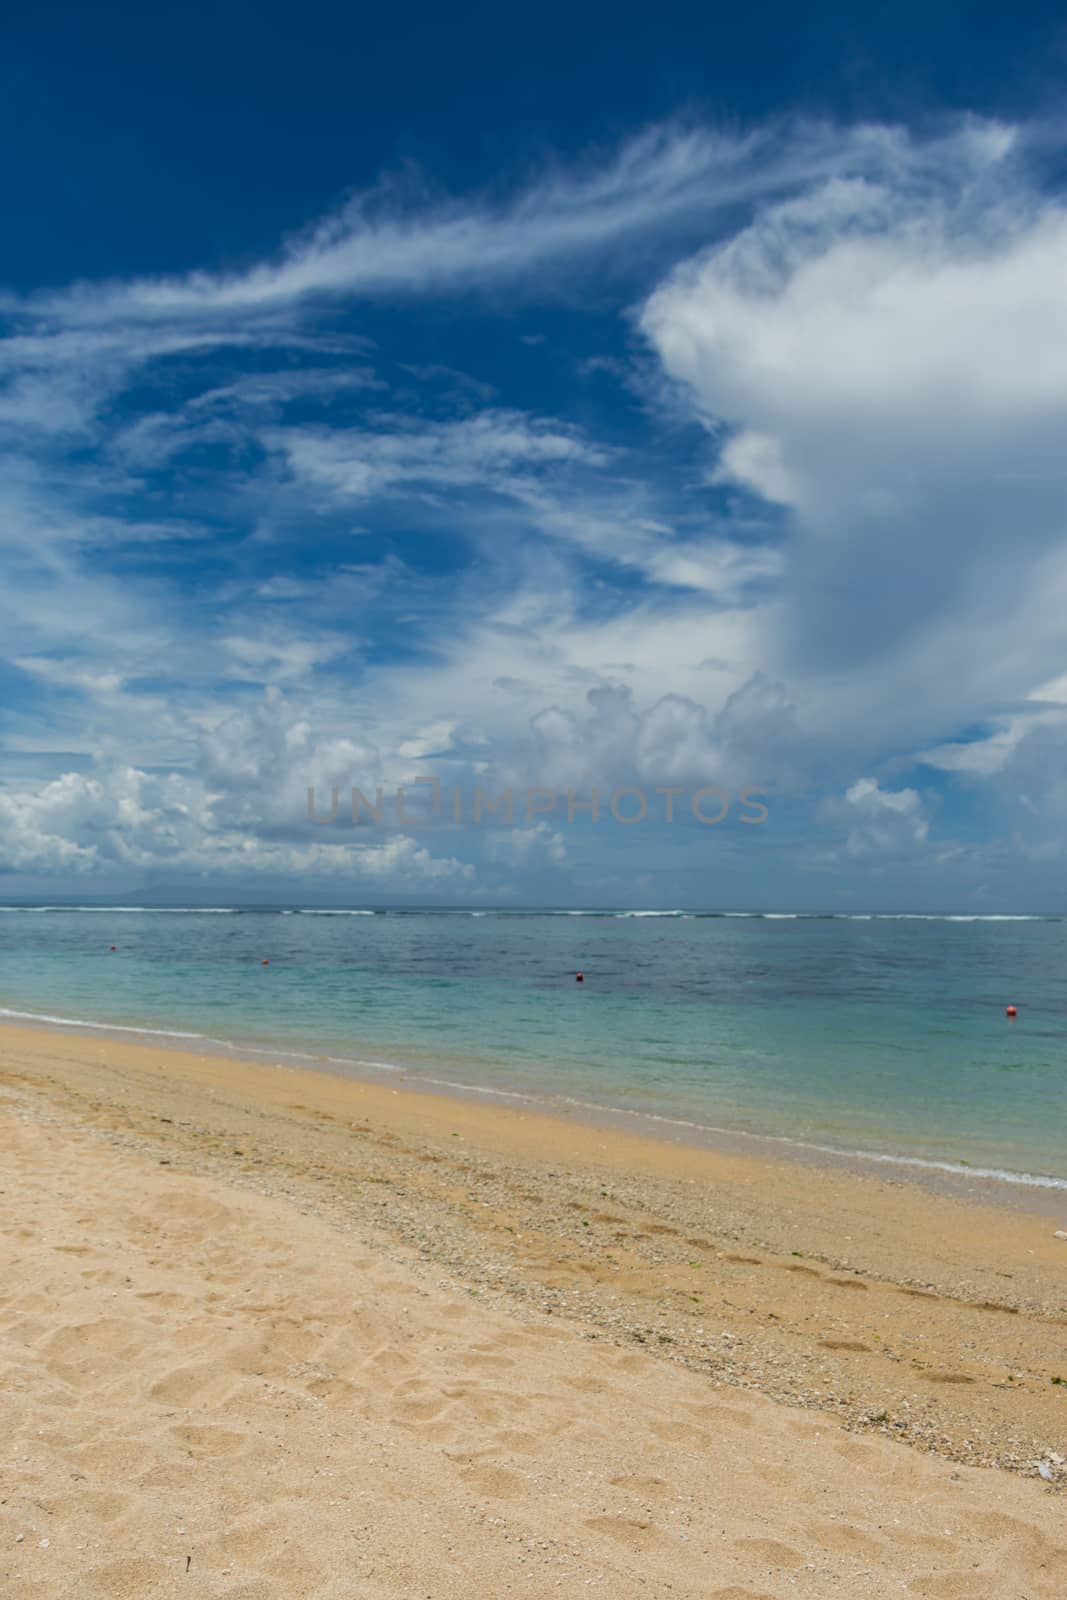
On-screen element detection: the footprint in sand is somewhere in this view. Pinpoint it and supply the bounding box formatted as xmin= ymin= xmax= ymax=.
xmin=710 ymin=1591 xmax=778 ymax=1600
xmin=46 ymin=1318 xmax=144 ymax=1359
xmin=365 ymin=1347 xmax=412 ymax=1375
xmin=786 ymin=1417 xmax=830 ymax=1440
xmin=490 ymin=1428 xmax=543 ymax=1454
xmin=732 ymin=1537 xmax=805 ymax=1568
xmin=612 ymin=1352 xmax=656 ymax=1375
xmin=62 ymin=1490 xmax=129 ymax=1523
xmin=909 ymin=1571 xmax=997 ymax=1599
xmin=651 ymin=1419 xmax=709 ymax=1446
xmin=391 ymin=1395 xmax=451 ymax=1425
xmin=208 ymin=1518 xmax=290 ymax=1565
xmin=151 ymin=1192 xmax=231 ymax=1227
xmin=956 ymin=1511 xmax=1031 ymax=1540
xmin=806 ymin=1519 xmax=887 ymax=1561
xmin=609 ymin=1474 xmax=669 ymax=1496
xmin=305 ymin=1375 xmax=356 ymax=1404
xmin=953 ymin=1518 xmax=1067 ymax=1585
xmin=148 ymin=1359 xmax=239 ymax=1408
xmin=441 ymin=1385 xmax=530 ymax=1425
xmin=170 ymin=1423 xmax=247 ymax=1457
xmin=85 ymin=1557 xmax=166 ymax=1594
xmin=456 ymin=1351 xmax=516 ymax=1371
xmin=835 ymin=1438 xmax=880 ymax=1464
xmin=75 ymin=1438 xmax=158 ymax=1477
xmin=687 ymin=1402 xmax=755 ymax=1428
xmin=135 ymin=1290 xmax=186 ymax=1312
xmin=584 ymin=1515 xmax=667 ymax=1551
xmin=885 ymin=1528 xmax=959 ymax=1557
xmin=459 ymin=1463 xmax=526 ymax=1498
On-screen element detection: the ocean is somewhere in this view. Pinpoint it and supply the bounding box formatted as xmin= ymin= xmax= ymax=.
xmin=1 ymin=906 xmax=1065 ymax=1190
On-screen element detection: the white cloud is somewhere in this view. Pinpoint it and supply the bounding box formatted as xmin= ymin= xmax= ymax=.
xmin=488 ymin=822 xmax=566 ymax=866
xmin=643 ymin=167 xmax=1067 ymax=514
xmin=220 ymin=632 xmax=354 ymax=684
xmin=396 ymin=722 xmax=458 ymax=760
xmin=268 ymin=409 xmax=779 ymax=603
xmin=822 ymin=777 xmax=931 ymax=857
xmin=19 ymin=121 xmax=929 ymax=325
xmin=919 ymin=670 xmax=1067 ymax=777
xmin=640 ymin=117 xmax=1067 ymax=768
xmin=271 ymin=409 xmax=606 ymax=500
xmin=0 ymin=760 xmax=473 ymax=885
xmin=711 ymin=433 xmax=797 ymax=506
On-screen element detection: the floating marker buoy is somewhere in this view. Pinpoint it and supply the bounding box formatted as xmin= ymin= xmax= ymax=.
xmin=261 ymin=959 xmax=270 ymax=966
xmin=109 ymin=945 xmax=117 ymax=952
xmin=576 ymin=971 xmax=584 ymax=983
xmin=1005 ymin=1004 xmax=1017 ymax=1018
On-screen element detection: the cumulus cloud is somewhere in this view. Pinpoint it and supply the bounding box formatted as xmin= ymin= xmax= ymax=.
xmin=821 ymin=777 xmax=931 ymax=858
xmin=488 ymin=823 xmax=567 ymax=866
xmin=0 ymin=762 xmax=473 ymax=884
xmin=519 ymin=678 xmax=796 ymax=792
xmin=640 ymin=117 xmax=1067 ymax=765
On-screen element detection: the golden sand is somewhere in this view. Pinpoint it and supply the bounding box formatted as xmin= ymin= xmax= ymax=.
xmin=0 ymin=1023 xmax=1064 ymax=1597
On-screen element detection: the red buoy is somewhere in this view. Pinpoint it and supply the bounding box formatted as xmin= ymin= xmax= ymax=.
xmin=575 ymin=971 xmax=584 ymax=983
xmin=261 ymin=959 xmax=270 ymax=966
xmin=1005 ymin=1004 xmax=1017 ymax=1018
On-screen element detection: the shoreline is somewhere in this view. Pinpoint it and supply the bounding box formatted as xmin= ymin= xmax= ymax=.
xmin=0 ymin=1020 xmax=1065 ymax=1488
xmin=2 ymin=1006 xmax=1065 ymax=1218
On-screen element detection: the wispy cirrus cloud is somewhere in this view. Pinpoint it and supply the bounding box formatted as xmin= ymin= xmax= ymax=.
xmin=8 ymin=120 xmax=952 ymax=324
xmin=2 ymin=114 xmax=1025 ymax=348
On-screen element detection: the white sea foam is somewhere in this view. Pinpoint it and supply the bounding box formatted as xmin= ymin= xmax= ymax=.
xmin=0 ymin=905 xmax=238 ymax=914
xmin=615 ymin=910 xmax=690 ymax=918
xmin=546 ymin=1096 xmax=1067 ymax=1191
xmin=0 ymin=904 xmax=1056 ymax=921
xmin=326 ymin=1056 xmax=406 ymax=1072
xmin=0 ymin=1006 xmax=208 ymax=1040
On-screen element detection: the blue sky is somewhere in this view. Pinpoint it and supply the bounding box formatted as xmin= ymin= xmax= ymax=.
xmin=3 ymin=2 xmax=1067 ymax=908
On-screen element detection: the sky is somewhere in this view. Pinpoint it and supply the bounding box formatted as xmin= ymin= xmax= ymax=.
xmin=3 ymin=1 xmax=1067 ymax=909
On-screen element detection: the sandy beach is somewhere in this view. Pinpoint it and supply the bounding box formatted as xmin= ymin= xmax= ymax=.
xmin=1 ymin=1022 xmax=1064 ymax=1598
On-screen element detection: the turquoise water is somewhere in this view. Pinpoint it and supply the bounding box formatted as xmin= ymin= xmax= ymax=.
xmin=1 ymin=906 xmax=1065 ymax=1187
